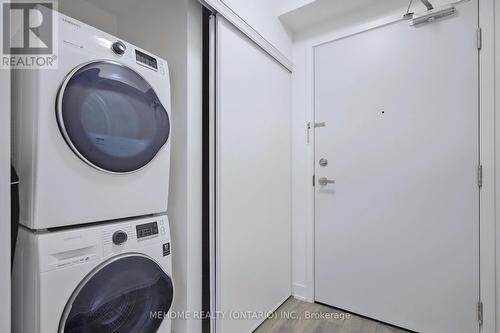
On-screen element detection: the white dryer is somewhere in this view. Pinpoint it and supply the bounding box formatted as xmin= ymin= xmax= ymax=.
xmin=12 ymin=214 xmax=174 ymax=333
xmin=12 ymin=10 xmax=171 ymax=229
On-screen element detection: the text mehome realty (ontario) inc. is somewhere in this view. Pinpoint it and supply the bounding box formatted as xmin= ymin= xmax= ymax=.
xmin=150 ymin=310 xmax=352 ymax=321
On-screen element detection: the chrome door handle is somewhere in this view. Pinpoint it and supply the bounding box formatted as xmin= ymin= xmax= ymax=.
xmin=318 ymin=177 xmax=335 ymax=186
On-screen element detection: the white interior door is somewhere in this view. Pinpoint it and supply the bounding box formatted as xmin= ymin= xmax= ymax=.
xmin=216 ymin=17 xmax=292 ymax=333
xmin=314 ymin=2 xmax=479 ymax=333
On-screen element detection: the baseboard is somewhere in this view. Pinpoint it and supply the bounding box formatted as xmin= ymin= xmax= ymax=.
xmin=292 ymin=283 xmax=313 ymax=303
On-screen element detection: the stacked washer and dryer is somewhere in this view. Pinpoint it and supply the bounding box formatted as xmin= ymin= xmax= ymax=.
xmin=12 ymin=9 xmax=174 ymax=333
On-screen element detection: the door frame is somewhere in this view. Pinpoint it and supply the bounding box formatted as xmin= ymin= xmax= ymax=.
xmin=0 ymin=62 xmax=11 ymax=333
xmin=302 ymin=1 xmax=496 ymax=332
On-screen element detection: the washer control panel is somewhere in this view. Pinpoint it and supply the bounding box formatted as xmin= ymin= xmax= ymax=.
xmin=39 ymin=216 xmax=170 ymax=270
xmin=136 ymin=222 xmax=159 ymax=240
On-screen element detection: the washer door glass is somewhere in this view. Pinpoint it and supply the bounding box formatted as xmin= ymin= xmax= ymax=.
xmin=61 ymin=255 xmax=174 ymax=333
xmin=58 ymin=61 xmax=170 ymax=173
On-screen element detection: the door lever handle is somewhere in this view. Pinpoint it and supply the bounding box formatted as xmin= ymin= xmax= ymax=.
xmin=318 ymin=177 xmax=335 ymax=186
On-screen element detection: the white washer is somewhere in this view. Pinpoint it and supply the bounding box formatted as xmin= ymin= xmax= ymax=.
xmin=12 ymin=9 xmax=171 ymax=229
xmin=12 ymin=214 xmax=174 ymax=333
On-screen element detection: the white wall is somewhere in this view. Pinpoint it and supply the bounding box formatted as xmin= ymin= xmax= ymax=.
xmin=184 ymin=3 xmax=203 ymax=331
xmin=0 ymin=62 xmax=11 ymax=333
xmin=58 ymin=0 xmax=118 ymax=35
xmin=218 ymin=0 xmax=292 ymax=56
xmin=290 ymin=41 xmax=313 ymax=301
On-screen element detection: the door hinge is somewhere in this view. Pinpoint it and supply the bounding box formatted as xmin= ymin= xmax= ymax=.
xmin=478 ymin=301 xmax=483 ymax=326
xmin=313 ymin=175 xmax=315 ymax=187
xmin=314 ymin=122 xmax=326 ymax=128
xmin=477 ymin=165 xmax=483 ymax=189
xmin=477 ymin=27 xmax=482 ymax=50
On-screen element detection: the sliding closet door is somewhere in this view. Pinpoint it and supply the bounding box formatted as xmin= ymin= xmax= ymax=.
xmin=215 ymin=17 xmax=291 ymax=333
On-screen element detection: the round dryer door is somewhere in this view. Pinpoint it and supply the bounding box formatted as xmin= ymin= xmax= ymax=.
xmin=57 ymin=60 xmax=170 ymax=174
xmin=59 ymin=254 xmax=174 ymax=333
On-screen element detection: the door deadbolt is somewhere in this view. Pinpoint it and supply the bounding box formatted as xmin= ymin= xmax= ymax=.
xmin=319 ymin=158 xmax=328 ymax=167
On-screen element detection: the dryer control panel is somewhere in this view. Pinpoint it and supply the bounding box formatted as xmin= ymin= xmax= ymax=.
xmin=136 ymin=50 xmax=158 ymax=70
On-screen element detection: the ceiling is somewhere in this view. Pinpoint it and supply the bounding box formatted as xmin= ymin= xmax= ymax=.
xmin=277 ymin=0 xmax=457 ymax=34
xmin=279 ymin=0 xmax=409 ymax=33
xmin=63 ymin=0 xmax=456 ymax=37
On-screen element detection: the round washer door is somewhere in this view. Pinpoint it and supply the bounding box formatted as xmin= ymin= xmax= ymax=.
xmin=57 ymin=60 xmax=170 ymax=174
xmin=60 ymin=254 xmax=174 ymax=333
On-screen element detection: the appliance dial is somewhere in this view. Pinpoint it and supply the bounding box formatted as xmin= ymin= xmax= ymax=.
xmin=112 ymin=230 xmax=128 ymax=245
xmin=112 ymin=41 xmax=126 ymax=55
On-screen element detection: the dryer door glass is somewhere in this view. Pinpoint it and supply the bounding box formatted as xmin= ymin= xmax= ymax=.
xmin=61 ymin=255 xmax=173 ymax=333
xmin=58 ymin=61 xmax=170 ymax=173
